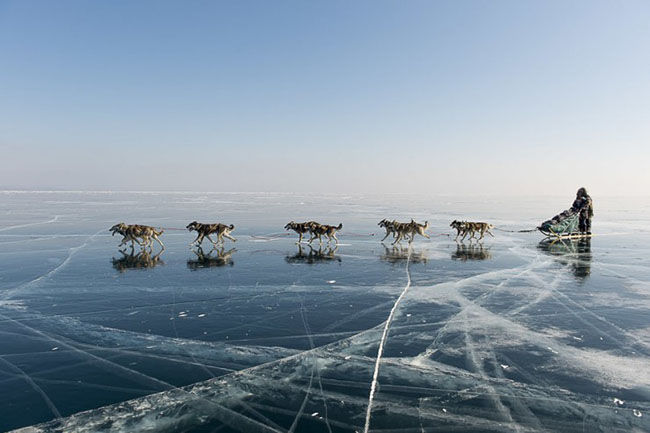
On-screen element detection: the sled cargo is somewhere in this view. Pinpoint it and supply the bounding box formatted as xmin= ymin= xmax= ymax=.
xmin=538 ymin=212 xmax=593 ymax=239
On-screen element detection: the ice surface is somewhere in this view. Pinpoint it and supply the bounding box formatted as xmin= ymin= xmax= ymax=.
xmin=0 ymin=192 xmax=649 ymax=432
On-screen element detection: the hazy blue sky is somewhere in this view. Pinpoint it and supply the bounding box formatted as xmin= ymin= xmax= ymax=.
xmin=1 ymin=1 xmax=648 ymax=195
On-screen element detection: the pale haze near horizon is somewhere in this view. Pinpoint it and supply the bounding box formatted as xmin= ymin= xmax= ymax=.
xmin=0 ymin=1 xmax=648 ymax=196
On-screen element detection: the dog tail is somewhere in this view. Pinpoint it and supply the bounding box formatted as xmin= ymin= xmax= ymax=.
xmin=336 ymin=223 xmax=343 ymax=230
xmin=229 ymin=224 xmax=235 ymax=230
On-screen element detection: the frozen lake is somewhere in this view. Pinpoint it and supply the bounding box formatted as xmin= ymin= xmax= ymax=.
xmin=1 ymin=192 xmax=649 ymax=432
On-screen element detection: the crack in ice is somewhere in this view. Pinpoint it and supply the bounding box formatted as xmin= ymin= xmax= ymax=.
xmin=0 ymin=215 xmax=60 ymax=233
xmin=363 ymin=243 xmax=412 ymax=433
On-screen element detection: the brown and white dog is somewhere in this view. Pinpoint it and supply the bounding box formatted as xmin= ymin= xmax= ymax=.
xmin=393 ymin=220 xmax=430 ymax=244
xmin=408 ymin=219 xmax=430 ymax=241
xmin=284 ymin=221 xmax=342 ymax=244
xmin=308 ymin=222 xmax=343 ymax=245
xmin=378 ymin=219 xmax=398 ymax=241
xmin=450 ymin=220 xmax=466 ymax=241
xmin=284 ymin=221 xmax=318 ymax=244
xmin=186 ymin=221 xmax=236 ymax=246
xmin=110 ymin=223 xmax=165 ymax=249
xmin=469 ymin=222 xmax=495 ymax=240
xmin=110 ymin=223 xmax=139 ymax=248
xmin=450 ymin=220 xmax=494 ymax=241
xmin=378 ymin=219 xmax=409 ymax=242
xmin=380 ymin=219 xmax=429 ymax=244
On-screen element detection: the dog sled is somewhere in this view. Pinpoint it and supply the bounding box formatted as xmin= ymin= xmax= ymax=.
xmin=538 ymin=212 xmax=591 ymax=239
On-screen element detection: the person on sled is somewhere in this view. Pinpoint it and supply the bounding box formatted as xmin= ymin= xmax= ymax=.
xmin=539 ymin=187 xmax=593 ymax=235
xmin=571 ymin=187 xmax=593 ymax=235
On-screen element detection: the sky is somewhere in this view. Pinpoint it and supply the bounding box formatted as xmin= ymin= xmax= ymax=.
xmin=0 ymin=0 xmax=649 ymax=195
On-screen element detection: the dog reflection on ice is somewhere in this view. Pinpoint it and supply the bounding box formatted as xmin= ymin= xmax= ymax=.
xmin=112 ymin=248 xmax=164 ymax=272
xmin=379 ymin=245 xmax=428 ymax=264
xmin=538 ymin=237 xmax=592 ymax=280
xmin=451 ymin=243 xmax=492 ymax=261
xmin=187 ymin=246 xmax=236 ymax=270
xmin=285 ymin=244 xmax=341 ymax=264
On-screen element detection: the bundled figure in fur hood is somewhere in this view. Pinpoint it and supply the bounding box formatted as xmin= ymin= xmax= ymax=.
xmin=571 ymin=187 xmax=594 ymax=234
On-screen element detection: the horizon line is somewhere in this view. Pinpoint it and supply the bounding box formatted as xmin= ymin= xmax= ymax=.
xmin=1 ymin=189 xmax=647 ymax=198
